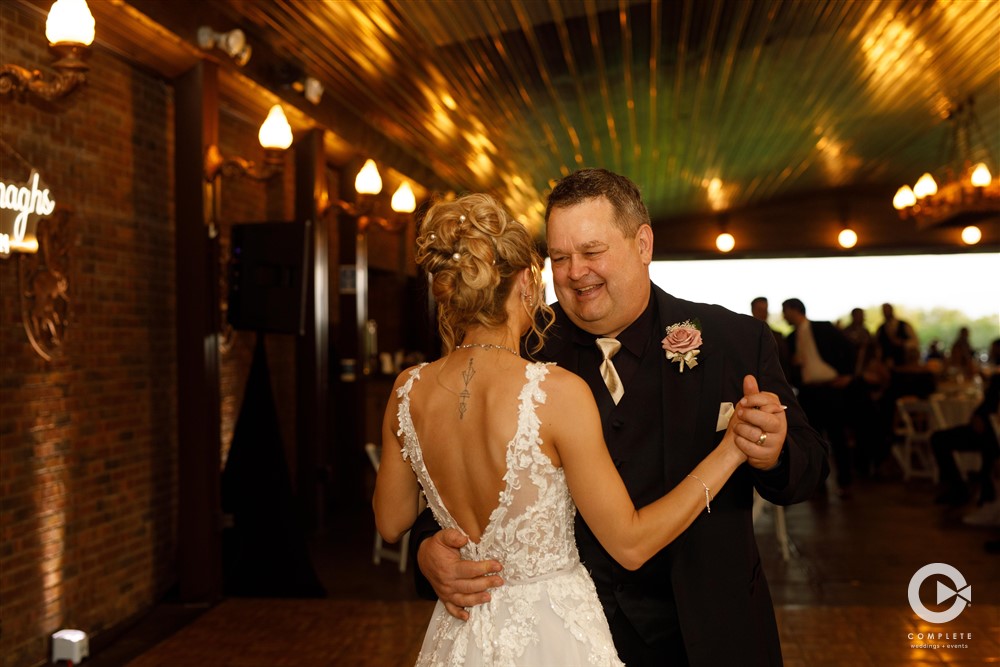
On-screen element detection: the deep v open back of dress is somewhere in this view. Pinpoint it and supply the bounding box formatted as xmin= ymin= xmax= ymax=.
xmin=400 ymin=357 xmax=530 ymax=547
xmin=397 ymin=360 xmax=577 ymax=570
xmin=398 ymin=361 xmax=624 ymax=667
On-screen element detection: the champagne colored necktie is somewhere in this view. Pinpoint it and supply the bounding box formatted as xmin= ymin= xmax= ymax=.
xmin=596 ymin=337 xmax=624 ymax=404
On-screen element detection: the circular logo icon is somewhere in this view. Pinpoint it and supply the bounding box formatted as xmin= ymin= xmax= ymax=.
xmin=908 ymin=563 xmax=972 ymax=624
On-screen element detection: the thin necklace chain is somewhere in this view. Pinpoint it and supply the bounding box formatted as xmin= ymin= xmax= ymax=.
xmin=455 ymin=342 xmax=519 ymax=356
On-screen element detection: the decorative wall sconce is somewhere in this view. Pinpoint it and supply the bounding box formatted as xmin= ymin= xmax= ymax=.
xmin=0 ymin=0 xmax=95 ymax=102
xmin=330 ymin=159 xmax=417 ymax=232
xmin=336 ymin=160 xmax=420 ymax=378
xmin=203 ymin=105 xmax=293 ymax=182
xmin=197 ymin=26 xmax=252 ymax=67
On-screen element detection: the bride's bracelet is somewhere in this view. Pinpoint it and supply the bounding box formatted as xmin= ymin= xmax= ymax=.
xmin=687 ymin=474 xmax=712 ymax=514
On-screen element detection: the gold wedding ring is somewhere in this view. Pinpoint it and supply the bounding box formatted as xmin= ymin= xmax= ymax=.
xmin=756 ymin=432 xmax=768 ymax=446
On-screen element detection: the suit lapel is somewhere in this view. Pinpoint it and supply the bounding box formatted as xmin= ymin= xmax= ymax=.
xmin=656 ymin=288 xmax=722 ymax=486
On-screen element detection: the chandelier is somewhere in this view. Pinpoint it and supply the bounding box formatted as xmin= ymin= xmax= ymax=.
xmin=893 ymin=97 xmax=999 ymax=230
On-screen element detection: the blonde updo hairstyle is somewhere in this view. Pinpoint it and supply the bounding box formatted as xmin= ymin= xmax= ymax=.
xmin=415 ymin=193 xmax=553 ymax=355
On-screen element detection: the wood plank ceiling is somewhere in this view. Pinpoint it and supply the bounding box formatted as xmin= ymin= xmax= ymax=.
xmin=207 ymin=0 xmax=1000 ymax=235
xmin=16 ymin=0 xmax=1000 ymax=254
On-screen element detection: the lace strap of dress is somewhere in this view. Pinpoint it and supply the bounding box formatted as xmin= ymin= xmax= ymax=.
xmin=510 ymin=362 xmax=552 ymax=460
xmin=395 ymin=363 xmax=427 ymax=464
xmin=394 ymin=364 xmax=463 ymax=536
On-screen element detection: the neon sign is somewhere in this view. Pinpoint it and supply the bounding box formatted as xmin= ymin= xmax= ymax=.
xmin=0 ymin=170 xmax=55 ymax=257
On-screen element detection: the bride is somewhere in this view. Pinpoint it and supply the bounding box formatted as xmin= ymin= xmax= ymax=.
xmin=373 ymin=193 xmax=779 ymax=666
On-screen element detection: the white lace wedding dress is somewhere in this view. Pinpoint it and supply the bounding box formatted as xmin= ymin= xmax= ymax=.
xmin=397 ymin=362 xmax=624 ymax=667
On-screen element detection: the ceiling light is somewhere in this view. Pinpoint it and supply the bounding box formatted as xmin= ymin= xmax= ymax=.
xmin=961 ymin=226 xmax=982 ymax=245
xmin=715 ymin=232 xmax=735 ymax=253
xmin=838 ymin=228 xmax=858 ymax=249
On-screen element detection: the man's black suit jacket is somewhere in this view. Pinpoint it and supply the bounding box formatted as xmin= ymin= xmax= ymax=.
xmin=412 ymin=284 xmax=829 ymax=665
xmin=536 ymin=285 xmax=828 ymax=665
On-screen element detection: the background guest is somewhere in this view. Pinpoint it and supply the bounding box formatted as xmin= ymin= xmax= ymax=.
xmin=751 ymin=296 xmax=792 ymax=380
xmin=782 ymin=298 xmax=857 ymax=495
xmin=948 ymin=326 xmax=976 ymax=379
xmin=840 ymin=307 xmax=890 ymax=478
xmin=876 ymin=303 xmax=918 ymax=369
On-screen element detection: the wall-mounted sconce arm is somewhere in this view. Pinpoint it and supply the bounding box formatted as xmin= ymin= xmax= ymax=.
xmin=204 ymin=144 xmax=284 ymax=182
xmin=0 ymin=44 xmax=88 ymax=101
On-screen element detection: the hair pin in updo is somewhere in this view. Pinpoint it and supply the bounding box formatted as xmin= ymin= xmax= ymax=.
xmin=459 ymin=214 xmax=466 ymax=222
xmin=429 ymin=233 xmax=436 ymax=240
xmin=452 ymin=252 xmax=461 ymax=261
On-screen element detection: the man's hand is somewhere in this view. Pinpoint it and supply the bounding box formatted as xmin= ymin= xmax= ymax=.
xmin=733 ymin=375 xmax=787 ymax=470
xmin=417 ymin=528 xmax=504 ymax=621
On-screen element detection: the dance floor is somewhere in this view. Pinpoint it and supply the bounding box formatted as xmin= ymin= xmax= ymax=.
xmin=92 ymin=474 xmax=999 ymax=667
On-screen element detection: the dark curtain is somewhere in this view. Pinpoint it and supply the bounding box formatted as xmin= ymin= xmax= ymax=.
xmin=221 ymin=334 xmax=325 ymax=598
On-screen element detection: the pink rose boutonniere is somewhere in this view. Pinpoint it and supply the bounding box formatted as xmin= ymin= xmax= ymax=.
xmin=662 ymin=320 xmax=702 ymax=372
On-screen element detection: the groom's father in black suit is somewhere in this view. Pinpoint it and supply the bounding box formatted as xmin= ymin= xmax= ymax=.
xmin=417 ymin=169 xmax=829 ymax=666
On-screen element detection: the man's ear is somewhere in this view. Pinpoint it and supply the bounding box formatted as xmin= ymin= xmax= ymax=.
xmin=637 ymin=224 xmax=654 ymax=264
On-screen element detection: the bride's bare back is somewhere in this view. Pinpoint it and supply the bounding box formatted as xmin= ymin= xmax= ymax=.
xmin=405 ymin=348 xmax=558 ymax=542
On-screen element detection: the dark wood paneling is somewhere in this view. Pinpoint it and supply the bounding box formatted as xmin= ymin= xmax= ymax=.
xmin=174 ymin=61 xmax=223 ymax=603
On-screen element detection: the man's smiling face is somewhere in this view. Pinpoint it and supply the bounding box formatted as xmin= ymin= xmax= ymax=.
xmin=546 ymin=196 xmax=652 ymax=337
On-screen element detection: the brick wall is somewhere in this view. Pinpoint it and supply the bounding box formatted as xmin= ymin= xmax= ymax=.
xmin=0 ymin=4 xmax=177 ymax=665
xmin=0 ymin=5 xmax=298 ymax=666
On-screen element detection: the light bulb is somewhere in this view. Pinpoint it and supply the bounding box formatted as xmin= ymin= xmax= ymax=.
xmin=893 ymin=185 xmax=916 ymax=210
xmin=391 ymin=182 xmax=416 ymax=213
xmin=970 ymin=163 xmax=992 ymax=188
xmin=715 ymin=232 xmax=735 ymax=253
xmin=258 ymin=105 xmax=293 ymax=150
xmin=961 ymin=226 xmax=982 ymax=245
xmin=45 ymin=0 xmax=95 ymax=46
xmin=838 ymin=228 xmax=858 ymax=249
xmin=913 ymin=173 xmax=938 ymax=199
xmin=355 ymin=160 xmax=383 ymax=195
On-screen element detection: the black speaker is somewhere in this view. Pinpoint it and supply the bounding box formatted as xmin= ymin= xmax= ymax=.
xmin=228 ymin=220 xmax=312 ymax=335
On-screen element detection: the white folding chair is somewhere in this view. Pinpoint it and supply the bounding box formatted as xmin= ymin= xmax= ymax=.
xmin=929 ymin=393 xmax=981 ymax=480
xmin=892 ymin=397 xmax=940 ymax=483
xmin=365 ymin=442 xmax=412 ymax=573
xmin=752 ymin=490 xmax=791 ymax=561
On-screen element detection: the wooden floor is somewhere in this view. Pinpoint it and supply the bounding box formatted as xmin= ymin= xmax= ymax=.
xmin=92 ymin=472 xmax=1000 ymax=667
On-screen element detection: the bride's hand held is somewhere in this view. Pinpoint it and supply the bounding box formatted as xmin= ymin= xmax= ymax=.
xmin=733 ymin=374 xmax=787 ymax=470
